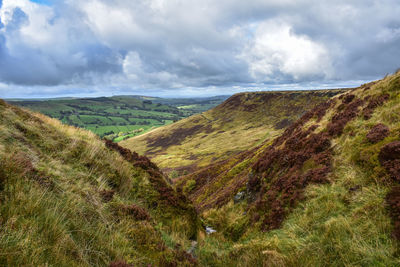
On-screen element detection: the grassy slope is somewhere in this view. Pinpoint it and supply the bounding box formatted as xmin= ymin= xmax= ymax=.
xmin=0 ymin=100 xmax=199 ymax=266
xmin=182 ymin=72 xmax=400 ymax=266
xmin=121 ymin=90 xmax=345 ymax=173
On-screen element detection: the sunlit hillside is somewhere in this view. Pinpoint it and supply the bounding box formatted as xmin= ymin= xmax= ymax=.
xmin=121 ymin=90 xmax=346 ymax=175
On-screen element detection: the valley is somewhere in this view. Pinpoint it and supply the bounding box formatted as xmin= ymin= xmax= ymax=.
xmin=1 ymin=72 xmax=400 ymax=266
xmin=121 ymin=89 xmax=346 ymax=175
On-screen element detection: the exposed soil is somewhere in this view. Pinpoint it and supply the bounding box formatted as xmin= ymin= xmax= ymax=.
xmin=216 ymin=91 xmax=345 ymax=115
xmin=366 ymin=124 xmax=389 ymax=143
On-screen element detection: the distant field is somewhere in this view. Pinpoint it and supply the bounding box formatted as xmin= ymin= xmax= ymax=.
xmin=8 ymin=95 xmax=228 ymax=141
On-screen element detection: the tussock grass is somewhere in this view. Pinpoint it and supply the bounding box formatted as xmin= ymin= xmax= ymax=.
xmin=0 ymin=103 xmax=198 ymax=266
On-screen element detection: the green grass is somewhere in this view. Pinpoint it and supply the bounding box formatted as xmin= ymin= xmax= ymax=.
xmin=112 ymin=126 xmax=157 ymax=142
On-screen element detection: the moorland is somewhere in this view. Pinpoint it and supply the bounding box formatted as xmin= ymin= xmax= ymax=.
xmin=121 ymin=89 xmax=347 ymax=175
xmin=1 ymin=71 xmax=400 ymax=266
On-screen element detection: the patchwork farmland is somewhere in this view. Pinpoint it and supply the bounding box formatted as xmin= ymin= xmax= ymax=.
xmin=8 ymin=95 xmax=228 ymax=142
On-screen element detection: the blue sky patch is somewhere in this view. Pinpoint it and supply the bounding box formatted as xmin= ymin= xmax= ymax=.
xmin=29 ymin=0 xmax=52 ymax=6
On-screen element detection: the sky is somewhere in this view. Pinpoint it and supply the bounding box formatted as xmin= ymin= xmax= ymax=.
xmin=0 ymin=0 xmax=399 ymax=98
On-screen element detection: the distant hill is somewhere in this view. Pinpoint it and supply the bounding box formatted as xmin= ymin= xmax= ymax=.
xmin=127 ymin=95 xmax=230 ymax=116
xmin=0 ymin=100 xmax=199 ymax=266
xmin=120 ymin=89 xmax=346 ymax=174
xmin=7 ymin=95 xmax=228 ymax=142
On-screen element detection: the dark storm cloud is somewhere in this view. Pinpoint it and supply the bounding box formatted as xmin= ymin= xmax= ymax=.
xmin=0 ymin=0 xmax=400 ymax=97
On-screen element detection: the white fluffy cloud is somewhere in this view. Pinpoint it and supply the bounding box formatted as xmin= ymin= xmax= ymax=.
xmin=0 ymin=0 xmax=400 ymax=97
xmin=242 ymin=21 xmax=332 ymax=82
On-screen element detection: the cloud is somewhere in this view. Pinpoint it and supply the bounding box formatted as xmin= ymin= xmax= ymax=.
xmin=0 ymin=0 xmax=400 ymax=97
xmin=0 ymin=0 xmax=121 ymax=86
xmin=241 ymin=21 xmax=332 ymax=83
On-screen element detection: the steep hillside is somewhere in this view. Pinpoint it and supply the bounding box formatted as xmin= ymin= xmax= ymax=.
xmin=0 ymin=100 xmax=199 ymax=266
xmin=176 ymin=72 xmax=400 ymax=266
xmin=121 ymin=90 xmax=345 ymax=174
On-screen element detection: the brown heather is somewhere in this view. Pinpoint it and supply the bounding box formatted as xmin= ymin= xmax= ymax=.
xmin=367 ymin=123 xmax=390 ymax=143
